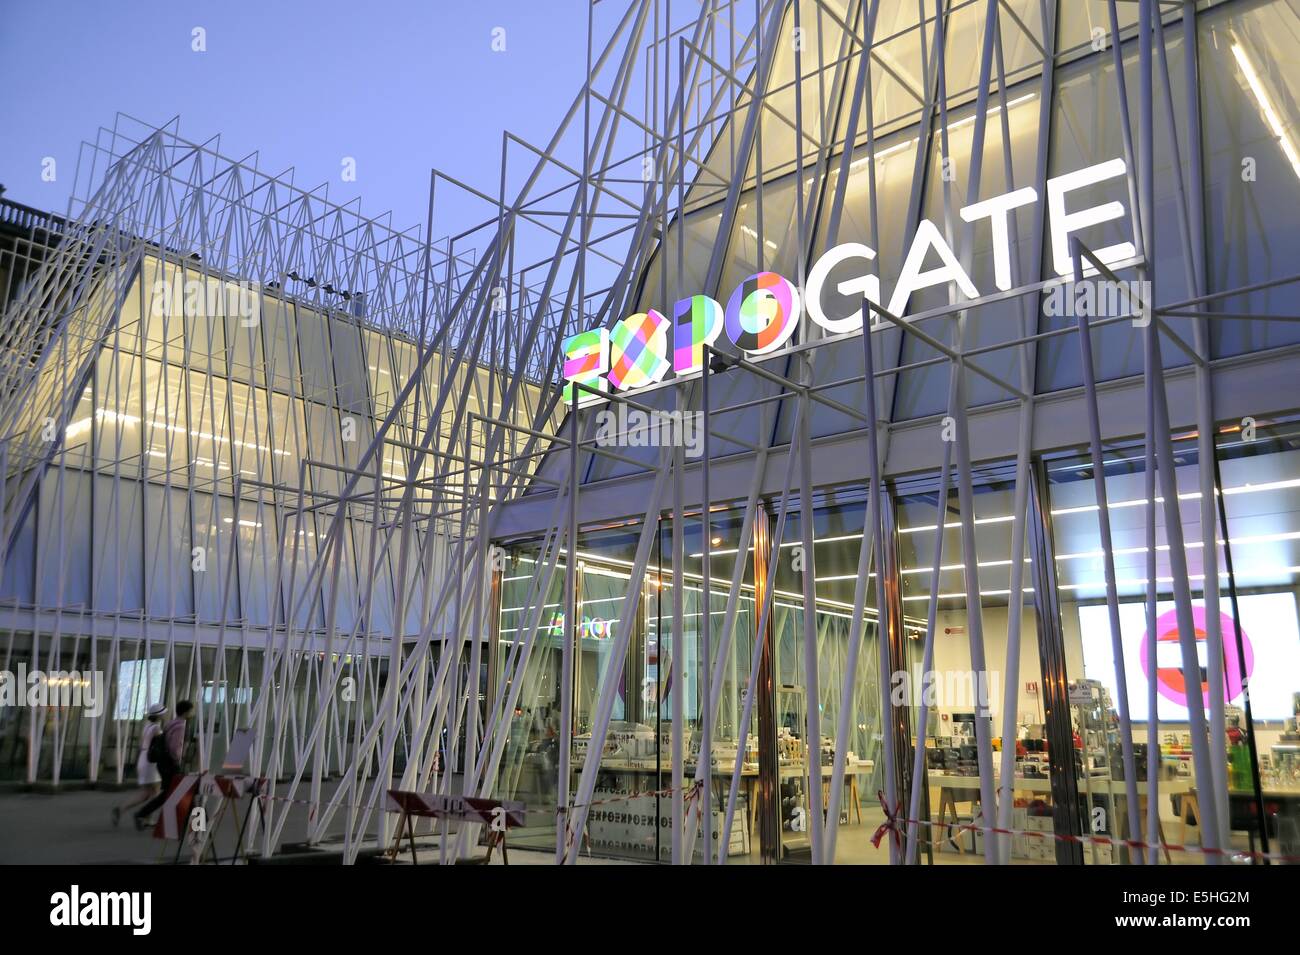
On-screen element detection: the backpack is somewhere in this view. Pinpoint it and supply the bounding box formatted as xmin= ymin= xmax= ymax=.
xmin=146 ymin=725 xmax=168 ymax=765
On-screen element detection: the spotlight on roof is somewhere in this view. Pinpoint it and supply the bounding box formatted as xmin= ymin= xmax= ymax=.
xmin=709 ymin=352 xmax=737 ymax=374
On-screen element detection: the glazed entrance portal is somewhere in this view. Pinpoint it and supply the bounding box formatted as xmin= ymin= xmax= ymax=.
xmin=562 ymin=156 xmax=1136 ymax=405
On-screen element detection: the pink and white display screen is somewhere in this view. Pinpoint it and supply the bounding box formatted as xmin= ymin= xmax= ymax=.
xmin=1078 ymin=592 xmax=1300 ymax=721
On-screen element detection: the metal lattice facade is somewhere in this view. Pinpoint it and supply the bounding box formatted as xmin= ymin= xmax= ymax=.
xmin=2 ymin=0 xmax=1299 ymax=865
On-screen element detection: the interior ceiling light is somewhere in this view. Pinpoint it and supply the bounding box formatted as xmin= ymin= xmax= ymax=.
xmin=1231 ymin=41 xmax=1300 ymax=182
xmin=846 ymin=93 xmax=1036 ymax=172
xmin=740 ymin=224 xmax=779 ymax=251
xmin=693 ymin=483 xmax=1300 ymax=555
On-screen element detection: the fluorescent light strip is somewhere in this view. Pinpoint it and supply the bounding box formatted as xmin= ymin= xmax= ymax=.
xmin=848 ymin=138 xmax=915 ymax=168
xmin=901 ymin=558 xmax=1022 ymax=575
xmin=651 ymin=480 xmax=1300 ymax=558
xmin=1055 ymin=530 xmax=1300 ymax=562
xmin=70 ymin=408 xmax=291 ymax=457
xmin=902 ymin=587 xmax=1035 ymax=603
xmin=1231 ymin=42 xmax=1300 ymax=182
xmin=750 ymin=532 xmax=1296 ymax=583
xmin=1050 ymin=479 xmax=1300 ymax=517
xmin=646 ymin=609 xmax=732 ymax=625
xmin=1056 ymin=569 xmax=1292 ymax=593
xmin=889 ymin=479 xmax=1300 ymax=528
xmin=500 ymin=602 xmax=560 ymax=615
xmin=901 ymin=565 xmax=1300 ymax=604
xmin=899 ymin=514 xmax=1017 ymax=534
xmin=505 ymin=488 xmax=1299 ymax=613
xmin=947 ymin=93 xmax=1038 ymax=134
xmin=500 ymin=618 xmax=623 ymax=636
xmin=529 ymin=524 xmax=1296 ymax=582
xmin=775 ymin=600 xmax=855 ymax=622
xmin=690 ymin=522 xmax=1010 ymax=557
xmin=582 ymin=564 xmax=636 ymax=581
xmin=847 ymin=94 xmax=1036 ymax=171
xmin=886 ymin=531 xmax=1300 ymax=574
xmin=506 ymin=550 xmax=897 ymax=622
xmin=740 ymin=225 xmax=779 ymax=251
xmin=691 ymin=515 xmax=1014 ymax=555
xmin=1049 ymin=497 xmax=1149 ymax=517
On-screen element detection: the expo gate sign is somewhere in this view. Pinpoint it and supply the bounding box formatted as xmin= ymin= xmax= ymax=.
xmin=562 ymin=157 xmax=1136 ymax=405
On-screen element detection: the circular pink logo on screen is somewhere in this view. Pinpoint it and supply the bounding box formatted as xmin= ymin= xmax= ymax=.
xmin=1139 ymin=606 xmax=1253 ymax=708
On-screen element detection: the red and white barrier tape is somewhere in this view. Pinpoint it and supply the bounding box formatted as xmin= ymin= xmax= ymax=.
xmin=870 ymin=790 xmax=1300 ymax=864
xmin=176 ymin=781 xmax=1300 ymax=864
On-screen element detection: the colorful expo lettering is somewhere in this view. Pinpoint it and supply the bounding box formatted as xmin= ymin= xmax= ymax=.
xmin=562 ymin=157 xmax=1136 ymax=405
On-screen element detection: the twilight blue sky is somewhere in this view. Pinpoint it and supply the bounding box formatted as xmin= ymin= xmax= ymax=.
xmin=0 ymin=1 xmax=592 ymax=239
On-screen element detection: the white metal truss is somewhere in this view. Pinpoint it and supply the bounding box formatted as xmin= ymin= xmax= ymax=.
xmin=2 ymin=0 xmax=1298 ymax=866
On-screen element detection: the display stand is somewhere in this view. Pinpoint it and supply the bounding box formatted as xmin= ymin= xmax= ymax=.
xmin=483 ymin=827 xmax=509 ymax=865
xmin=1071 ymin=679 xmax=1121 ymax=864
xmin=1179 ymin=790 xmax=1201 ymax=848
xmin=192 ymin=775 xmax=268 ymax=865
xmin=934 ymin=786 xmax=981 ymax=854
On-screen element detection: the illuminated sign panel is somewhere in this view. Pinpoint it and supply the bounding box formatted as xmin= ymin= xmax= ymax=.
xmin=563 ymin=157 xmax=1136 ymax=404
xmin=1079 ymin=593 xmax=1300 ymax=721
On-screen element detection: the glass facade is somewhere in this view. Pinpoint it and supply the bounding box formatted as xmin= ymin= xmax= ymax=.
xmin=1 ymin=0 xmax=1298 ymax=868
xmin=486 ymin=0 xmax=1300 ymax=865
xmin=0 ymin=251 xmax=547 ymax=785
xmin=494 ymin=416 xmax=1300 ymax=863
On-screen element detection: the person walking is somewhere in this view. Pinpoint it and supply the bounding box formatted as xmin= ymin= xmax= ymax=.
xmin=111 ymin=702 xmax=166 ymax=827
xmin=132 ymin=700 xmax=194 ymax=830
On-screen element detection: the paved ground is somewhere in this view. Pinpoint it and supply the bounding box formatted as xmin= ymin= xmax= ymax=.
xmin=0 ymin=782 xmax=630 ymax=865
xmin=0 ymin=780 xmax=346 ymax=864
xmin=0 ymin=784 xmax=934 ymax=865
xmin=0 ymin=784 xmax=1218 ymax=865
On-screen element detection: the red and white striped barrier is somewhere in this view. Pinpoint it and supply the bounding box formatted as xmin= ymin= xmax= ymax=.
xmin=151 ymin=778 xmax=1294 ymax=865
xmin=207 ymin=774 xmax=267 ymax=800
xmin=384 ymin=789 xmax=526 ymax=828
xmin=153 ymin=774 xmax=202 ymax=841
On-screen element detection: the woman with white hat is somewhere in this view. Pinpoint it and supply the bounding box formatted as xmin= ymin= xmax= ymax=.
xmin=111 ymin=702 xmax=166 ymax=827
